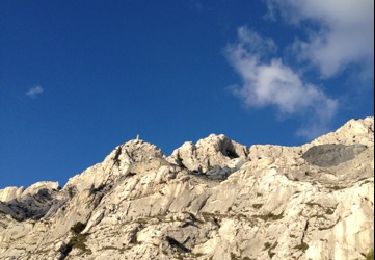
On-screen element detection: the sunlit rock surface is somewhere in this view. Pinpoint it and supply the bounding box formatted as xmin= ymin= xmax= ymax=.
xmin=0 ymin=117 xmax=373 ymax=260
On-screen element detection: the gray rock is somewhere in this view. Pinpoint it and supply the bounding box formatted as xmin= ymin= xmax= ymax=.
xmin=302 ymin=144 xmax=368 ymax=167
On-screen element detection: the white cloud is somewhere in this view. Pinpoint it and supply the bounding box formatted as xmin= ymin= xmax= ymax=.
xmin=26 ymin=85 xmax=44 ymax=98
xmin=226 ymin=27 xmax=338 ymax=138
xmin=266 ymin=0 xmax=374 ymax=78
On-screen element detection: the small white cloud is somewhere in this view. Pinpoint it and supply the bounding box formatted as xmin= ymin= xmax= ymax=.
xmin=26 ymin=85 xmax=44 ymax=98
xmin=226 ymin=27 xmax=338 ymax=138
xmin=266 ymin=0 xmax=374 ymax=78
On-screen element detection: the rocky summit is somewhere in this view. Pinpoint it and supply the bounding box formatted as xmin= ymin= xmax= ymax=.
xmin=0 ymin=117 xmax=374 ymax=260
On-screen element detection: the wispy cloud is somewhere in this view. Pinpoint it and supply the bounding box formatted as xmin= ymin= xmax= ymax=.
xmin=226 ymin=27 xmax=338 ymax=138
xmin=266 ymin=0 xmax=374 ymax=78
xmin=26 ymin=85 xmax=44 ymax=98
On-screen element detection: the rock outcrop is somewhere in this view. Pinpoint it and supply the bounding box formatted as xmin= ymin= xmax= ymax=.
xmin=0 ymin=117 xmax=373 ymax=260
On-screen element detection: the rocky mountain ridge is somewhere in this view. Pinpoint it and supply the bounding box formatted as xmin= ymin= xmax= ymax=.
xmin=0 ymin=117 xmax=374 ymax=260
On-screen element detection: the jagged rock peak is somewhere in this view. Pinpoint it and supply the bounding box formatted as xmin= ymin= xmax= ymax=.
xmin=309 ymin=116 xmax=374 ymax=147
xmin=105 ymin=138 xmax=165 ymax=163
xmin=63 ymin=138 xmax=168 ymax=192
xmin=168 ymin=134 xmax=248 ymax=175
xmin=0 ymin=181 xmax=59 ymax=203
xmin=195 ymin=134 xmax=248 ymax=158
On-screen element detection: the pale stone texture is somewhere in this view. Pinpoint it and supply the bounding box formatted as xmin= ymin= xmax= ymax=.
xmin=0 ymin=117 xmax=373 ymax=260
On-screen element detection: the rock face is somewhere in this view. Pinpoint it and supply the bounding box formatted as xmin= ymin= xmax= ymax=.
xmin=0 ymin=117 xmax=373 ymax=260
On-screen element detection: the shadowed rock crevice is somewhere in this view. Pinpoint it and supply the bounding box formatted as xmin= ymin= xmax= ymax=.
xmin=58 ymin=242 xmax=73 ymax=260
xmin=217 ymin=138 xmax=241 ymax=159
xmin=1 ymin=187 xmax=62 ymax=220
xmin=165 ymin=236 xmax=191 ymax=253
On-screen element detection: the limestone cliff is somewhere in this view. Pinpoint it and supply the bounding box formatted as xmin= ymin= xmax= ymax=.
xmin=0 ymin=117 xmax=374 ymax=260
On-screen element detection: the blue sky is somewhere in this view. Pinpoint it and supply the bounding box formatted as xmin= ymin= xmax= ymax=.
xmin=0 ymin=0 xmax=373 ymax=188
